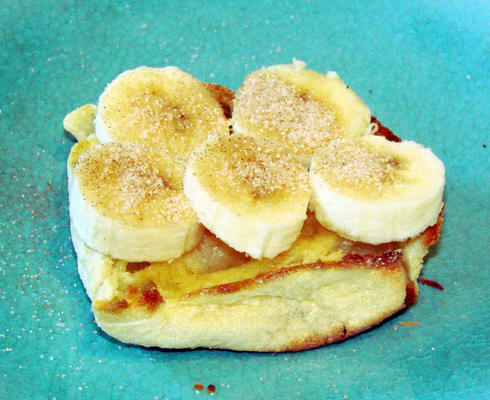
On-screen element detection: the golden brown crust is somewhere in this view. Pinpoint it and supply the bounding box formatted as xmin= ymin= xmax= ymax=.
xmin=187 ymin=250 xmax=402 ymax=298
xmin=204 ymin=83 xmax=235 ymax=118
xmin=403 ymin=281 xmax=418 ymax=307
xmin=372 ymin=116 xmax=402 ymax=142
xmin=125 ymin=261 xmax=151 ymax=273
xmin=97 ymin=299 xmax=129 ymax=314
xmin=278 ymin=326 xmax=347 ymax=352
xmin=281 ymin=309 xmax=402 ymax=353
xmin=421 ymin=206 xmax=444 ymax=247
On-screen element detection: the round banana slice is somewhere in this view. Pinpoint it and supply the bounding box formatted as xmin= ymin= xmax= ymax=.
xmin=69 ymin=142 xmax=203 ymax=262
xmin=183 ymin=135 xmax=311 ymax=259
xmin=310 ymin=136 xmax=445 ymax=244
xmin=95 ymin=66 xmax=230 ymax=160
xmin=232 ymin=61 xmax=372 ymax=165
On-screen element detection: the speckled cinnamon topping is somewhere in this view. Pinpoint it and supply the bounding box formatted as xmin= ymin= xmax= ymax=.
xmin=195 ymin=135 xmax=310 ymax=201
xmin=233 ymin=70 xmax=343 ymax=156
xmin=74 ymin=142 xmax=195 ymax=226
xmin=315 ymin=139 xmax=399 ymax=196
xmin=98 ymin=67 xmax=229 ymax=159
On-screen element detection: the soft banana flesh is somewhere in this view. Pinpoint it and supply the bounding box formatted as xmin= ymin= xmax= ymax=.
xmin=310 ymin=136 xmax=445 ymax=244
xmin=95 ymin=66 xmax=230 ymax=160
xmin=232 ymin=61 xmax=372 ymax=165
xmin=69 ymin=139 xmax=202 ymax=262
xmin=183 ymin=135 xmax=311 ymax=259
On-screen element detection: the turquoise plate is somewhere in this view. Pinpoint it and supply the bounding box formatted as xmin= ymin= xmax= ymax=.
xmin=0 ymin=1 xmax=488 ymax=398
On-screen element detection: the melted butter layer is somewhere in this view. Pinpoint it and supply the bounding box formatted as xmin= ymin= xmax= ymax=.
xmin=122 ymin=214 xmax=344 ymax=299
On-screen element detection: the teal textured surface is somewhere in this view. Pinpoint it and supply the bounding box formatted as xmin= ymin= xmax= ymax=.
xmin=0 ymin=1 xmax=488 ymax=399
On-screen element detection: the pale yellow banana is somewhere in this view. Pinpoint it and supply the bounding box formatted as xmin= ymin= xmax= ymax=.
xmin=310 ymin=136 xmax=445 ymax=244
xmin=183 ymin=135 xmax=311 ymax=259
xmin=232 ymin=61 xmax=371 ymax=165
xmin=69 ymin=141 xmax=202 ymax=261
xmin=95 ymin=66 xmax=230 ymax=160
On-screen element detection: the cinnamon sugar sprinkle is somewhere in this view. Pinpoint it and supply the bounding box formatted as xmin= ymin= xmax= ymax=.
xmin=197 ymin=136 xmax=309 ymax=199
xmin=100 ymin=67 xmax=228 ymax=156
xmin=75 ymin=142 xmax=193 ymax=224
xmin=124 ymin=89 xmax=195 ymax=137
xmin=316 ymin=139 xmax=398 ymax=196
xmin=234 ymin=70 xmax=343 ymax=155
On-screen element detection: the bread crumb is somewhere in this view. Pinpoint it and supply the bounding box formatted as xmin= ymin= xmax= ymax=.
xmin=400 ymin=321 xmax=421 ymax=327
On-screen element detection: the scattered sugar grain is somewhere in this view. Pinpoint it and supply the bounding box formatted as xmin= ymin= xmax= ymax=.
xmin=316 ymin=139 xmax=398 ymax=196
xmin=234 ymin=70 xmax=343 ymax=156
xmin=75 ymin=142 xmax=193 ymax=224
xmin=197 ymin=136 xmax=309 ymax=200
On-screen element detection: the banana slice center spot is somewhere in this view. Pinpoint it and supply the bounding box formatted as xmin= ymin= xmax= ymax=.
xmin=97 ymin=67 xmax=230 ymax=159
xmin=224 ymin=146 xmax=289 ymax=199
xmin=126 ymin=89 xmax=192 ymax=135
xmin=234 ymin=71 xmax=343 ymax=155
xmin=102 ymin=86 xmax=194 ymax=141
xmin=75 ymin=142 xmax=192 ymax=226
xmin=316 ymin=139 xmax=400 ymax=198
xmin=194 ymin=136 xmax=310 ymax=214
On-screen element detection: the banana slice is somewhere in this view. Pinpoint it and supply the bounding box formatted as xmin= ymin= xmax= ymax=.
xmin=67 ymin=134 xmax=100 ymax=189
xmin=183 ymin=135 xmax=311 ymax=259
xmin=232 ymin=61 xmax=372 ymax=165
xmin=69 ymin=141 xmax=203 ymax=262
xmin=95 ymin=66 xmax=230 ymax=159
xmin=310 ymin=136 xmax=445 ymax=244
